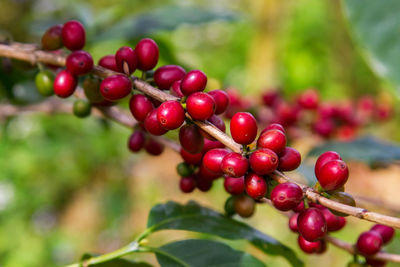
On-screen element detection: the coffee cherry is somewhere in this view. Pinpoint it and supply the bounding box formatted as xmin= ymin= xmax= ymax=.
xmin=115 ymin=46 xmax=138 ymax=74
xmin=128 ymin=131 xmax=145 ymax=152
xmin=356 ymin=231 xmax=383 ymax=256
xmin=129 ymin=94 xmax=154 ymax=122
xmin=208 ymin=90 xmax=230 ymax=115
xmin=320 ymin=208 xmax=344 ymax=232
xmin=257 ymin=129 xmax=286 ymax=155
xmin=178 ymin=124 xmax=204 ymax=154
xmin=224 ymin=176 xmax=245 ymax=195
xmin=35 ymin=70 xmax=54 ymax=96
xmin=297 ymin=208 xmax=327 ymax=242
xmin=201 ymin=114 xmax=226 ymax=141
xmin=245 ymin=173 xmax=267 ymax=199
xmin=297 ymin=89 xmax=319 ymax=110
xmin=180 ymin=176 xmax=196 ymax=193
xmin=203 ymin=148 xmax=230 ymax=174
xmin=82 ymin=76 xmax=105 ymax=104
xmin=202 ymin=139 xmax=225 ymax=153
xmin=221 ymin=152 xmax=249 ymax=177
xmin=249 ymin=148 xmax=278 ymax=175
xmin=98 ymin=55 xmax=119 ymax=72
xmin=198 ymin=164 xmax=220 ymax=181
xmin=100 ymin=75 xmax=132 ymax=101
xmin=370 ymin=224 xmax=395 ymax=244
xmin=135 ymin=38 xmax=159 ymax=71
xmin=186 ymin=92 xmax=215 ymax=120
xmin=293 ymin=201 xmax=305 ymax=213
xmin=180 ymin=149 xmax=203 ymax=165
xmin=53 ymin=70 xmax=77 ymax=98
xmin=180 ymin=70 xmax=207 ymax=96
xmin=270 ymin=182 xmax=303 ymax=211
xmin=262 ymin=123 xmax=285 ymax=134
xmin=230 ymin=112 xmax=257 ymax=145
xmin=224 ymin=196 xmax=236 ymax=216
xmin=278 ymin=147 xmax=301 ymax=171
xmin=66 ymin=50 xmax=93 ymax=76
xmin=313 ymin=118 xmax=335 ymax=138
xmin=365 ymin=258 xmax=387 ymax=267
xmin=73 ymin=99 xmax=91 ymax=118
xmin=297 ymin=235 xmax=324 ymax=254
xmin=144 ymin=138 xmax=164 ymax=155
xmin=196 ymin=176 xmax=213 ymax=192
xmin=154 ymin=65 xmax=186 ymax=90
xmin=41 ymin=24 xmax=63 ymax=50
xmin=329 ymin=192 xmax=356 ymax=216
xmin=329 ymin=216 xmax=346 ymax=232
xmin=170 ymin=80 xmax=184 ymax=97
xmin=289 ymin=213 xmax=299 ymax=232
xmin=314 ymin=151 xmax=341 ymax=177
xmin=262 ymin=91 xmax=281 ymax=107
xmin=176 ymin=162 xmax=194 ymax=177
xmin=234 ymin=195 xmax=255 ymax=218
xmin=157 ymin=100 xmax=185 ymax=130
xmin=316 ymin=159 xmax=349 ymax=191
xmin=62 ymin=20 xmax=85 ymax=51
xmin=144 ymin=109 xmax=168 ymax=136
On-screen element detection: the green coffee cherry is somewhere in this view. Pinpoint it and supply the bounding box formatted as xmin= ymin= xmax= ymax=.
xmin=73 ymin=99 xmax=91 ymax=118
xmin=224 ymin=196 xmax=236 ymax=217
xmin=83 ymin=76 xmax=105 ymax=103
xmin=176 ymin=162 xmax=194 ymax=177
xmin=329 ymin=191 xmax=356 ymax=217
xmin=35 ymin=70 xmax=54 ymax=96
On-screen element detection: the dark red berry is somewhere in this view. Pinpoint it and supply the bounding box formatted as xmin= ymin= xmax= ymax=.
xmin=297 ymin=208 xmax=327 ymax=242
xmin=180 ymin=70 xmax=207 ymax=96
xmin=262 ymin=91 xmax=281 ymax=107
xmin=313 ymin=119 xmax=335 ymax=138
xmin=245 ymin=173 xmax=267 ymax=199
xmin=202 ymin=139 xmax=225 ymax=154
xmin=203 ymin=148 xmax=230 ymax=175
xmin=329 ymin=216 xmax=346 ymax=232
xmin=289 ymin=213 xmax=299 ymax=232
xmin=53 ymin=70 xmax=77 ymax=98
xmin=66 ymin=50 xmax=93 ymax=76
xmin=249 ymin=148 xmax=278 ymax=175
xmin=129 ymin=94 xmax=154 ymax=122
xmin=316 ymin=159 xmax=349 ymax=191
xmin=180 ymin=176 xmax=196 ymax=193
xmin=179 ymin=124 xmax=204 ymax=154
xmin=170 ymin=80 xmax=184 ymax=97
xmin=186 ymin=92 xmax=215 ymax=120
xmin=314 ymin=151 xmax=341 ymax=177
xmin=208 ymin=90 xmax=230 ymax=115
xmin=128 ymin=131 xmax=145 ymax=152
xmin=230 ymin=112 xmax=258 ymax=145
xmin=135 ymin=38 xmax=159 ymax=71
xmin=41 ymin=24 xmax=63 ymax=50
xmin=262 ymin=123 xmax=285 ymax=134
xmin=157 ymin=100 xmax=185 ymax=130
xmin=293 ymin=201 xmax=305 ymax=213
xmin=154 ymin=65 xmax=186 ymax=90
xmin=196 ymin=176 xmax=213 ymax=192
xmin=221 ymin=152 xmax=249 ymax=177
xmin=370 ymin=224 xmax=395 ymax=244
xmin=62 ymin=20 xmax=85 ymax=51
xmin=297 ymin=235 xmax=324 ymax=254
xmin=278 ymin=147 xmax=301 ymax=172
xmin=271 ymin=182 xmax=303 ymax=211
xmin=180 ymin=149 xmax=202 ymax=165
xmin=297 ymin=89 xmax=319 ymax=110
xmin=365 ymin=258 xmax=387 ymax=267
xmin=356 ymin=231 xmax=383 ymax=256
xmin=198 ymin=164 xmax=220 ymax=181
xmin=144 ymin=109 xmax=168 ymax=136
xmin=115 ymin=46 xmax=138 ymax=74
xmin=100 ymin=75 xmax=132 ymax=101
xmin=234 ymin=195 xmax=256 ymax=218
xmin=257 ymin=129 xmax=286 ymax=155
xmin=320 ymin=208 xmax=345 ymax=232
xmin=98 ymin=55 xmax=119 ymax=72
xmin=224 ymin=176 xmax=245 ymax=195
xmin=201 ymin=114 xmax=226 ymax=140
xmin=144 ymin=138 xmax=164 ymax=155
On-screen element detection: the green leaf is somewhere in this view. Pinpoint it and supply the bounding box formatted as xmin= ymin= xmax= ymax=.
xmin=343 ymin=0 xmax=400 ymax=89
xmin=296 ymin=163 xmax=317 ymax=186
xmin=144 ymin=201 xmax=303 ymax=267
xmin=152 ymin=239 xmax=265 ymax=267
xmin=95 ymin=259 xmax=153 ymax=267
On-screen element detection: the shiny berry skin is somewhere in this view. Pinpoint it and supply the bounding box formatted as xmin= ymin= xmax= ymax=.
xmin=370 ymin=224 xmax=395 ymax=244
xmin=230 ymin=112 xmax=258 ymax=145
xmin=365 ymin=258 xmax=387 ymax=267
xmin=261 ymin=123 xmax=285 ymax=135
xmin=293 ymin=201 xmax=305 ymax=213
xmin=316 ymin=159 xmax=349 ymax=191
xmin=314 ymin=151 xmax=341 ymax=177
xmin=297 ymin=208 xmax=327 ymax=242
xmin=53 ymin=70 xmax=77 ymax=98
xmin=203 ymin=148 xmax=230 ymax=174
xmin=270 ymin=182 xmax=303 ymax=211
xmin=356 ymin=231 xmax=383 ymax=256
xmin=329 ymin=192 xmax=355 ymax=217
xmin=62 ymin=20 xmax=85 ymax=51
xmin=198 ymin=164 xmax=220 ymax=181
xmin=257 ymin=129 xmax=286 ymax=155
xmin=186 ymin=92 xmax=215 ymax=120
xmin=115 ymin=46 xmax=138 ymax=74
xmin=180 ymin=70 xmax=207 ymax=96
xmin=320 ymin=208 xmax=344 ymax=232
xmin=154 ymin=65 xmax=186 ymax=90
xmin=73 ymin=99 xmax=91 ymax=118
xmin=180 ymin=176 xmax=196 ymax=193
xmin=249 ymin=148 xmax=278 ymax=175
xmin=41 ymin=24 xmax=63 ymax=50
xmin=128 ymin=131 xmax=145 ymax=152
xmin=208 ymin=90 xmax=230 ymax=115
xmin=176 ymin=162 xmax=194 ymax=177
xmin=245 ymin=173 xmax=267 ymax=199
xmin=297 ymin=235 xmax=324 ymax=254
xmin=157 ymin=100 xmax=185 ymax=130
xmin=224 ymin=176 xmax=245 ymax=195
xmin=234 ymin=195 xmax=255 ymax=218
xmin=224 ymin=196 xmax=236 ymax=216
xmin=170 ymin=80 xmax=184 ymax=97
xmin=66 ymin=50 xmax=93 ymax=76
xmin=144 ymin=138 xmax=164 ymax=155
xmin=201 ymin=114 xmax=226 ymax=140
xmin=135 ymin=38 xmax=159 ymax=71
xmin=289 ymin=213 xmax=299 ymax=232
xmin=144 ymin=109 xmax=168 ymax=136
xmin=329 ymin=216 xmax=346 ymax=232
xmin=297 ymin=89 xmax=319 ymax=110
xmin=129 ymin=94 xmax=154 ymax=122
xmin=35 ymin=70 xmax=54 ymax=96
xmin=179 ymin=124 xmax=204 ymax=154
xmin=221 ymin=152 xmax=249 ymax=177
xmin=100 ymin=75 xmax=132 ymax=101
xmin=98 ymin=55 xmax=119 ymax=72
xmin=180 ymin=149 xmax=202 ymax=165
xmin=202 ymin=139 xmax=225 ymax=153
xmin=278 ymin=147 xmax=301 ymax=171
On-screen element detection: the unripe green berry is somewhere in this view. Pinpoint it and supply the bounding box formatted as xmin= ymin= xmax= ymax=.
xmin=35 ymin=70 xmax=54 ymax=96
xmin=224 ymin=196 xmax=236 ymax=217
xmin=73 ymin=99 xmax=91 ymax=118
xmin=176 ymin=162 xmax=194 ymax=177
xmin=329 ymin=192 xmax=356 ymax=217
xmin=83 ymin=76 xmax=105 ymax=103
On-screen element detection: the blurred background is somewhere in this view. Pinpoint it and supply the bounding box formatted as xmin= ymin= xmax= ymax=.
xmin=0 ymin=0 xmax=399 ymax=266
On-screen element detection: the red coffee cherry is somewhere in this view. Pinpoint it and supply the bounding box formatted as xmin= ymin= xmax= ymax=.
xmin=297 ymin=89 xmax=319 ymax=110
xmin=203 ymin=148 xmax=230 ymax=175
xmin=316 ymin=159 xmax=349 ymax=191
xmin=144 ymin=138 xmax=164 ymax=155
xmin=198 ymin=164 xmax=220 ymax=181
xmin=115 ymin=46 xmax=138 ymax=74
xmin=329 ymin=216 xmax=346 ymax=232
xmin=128 ymin=131 xmax=145 ymax=152
xmin=180 ymin=176 xmax=196 ymax=193
xmin=180 ymin=149 xmax=203 ymax=165
xmin=293 ymin=201 xmax=305 ymax=213
xmin=297 ymin=208 xmax=327 ymax=242
xmin=144 ymin=109 xmax=168 ymax=136
xmin=370 ymin=224 xmax=395 ymax=244
xmin=313 ymin=119 xmax=335 ymax=138
xmin=186 ymin=92 xmax=215 ymax=120
xmin=98 ymin=55 xmax=119 ymax=72
xmin=257 ymin=129 xmax=286 ymax=155
xmin=201 ymin=114 xmax=226 ymax=140
xmin=262 ymin=91 xmax=281 ymax=107
xmin=278 ymin=147 xmax=301 ymax=171
xmin=249 ymin=148 xmax=278 ymax=175
xmin=41 ymin=24 xmax=63 ymax=50
xmin=154 ymin=65 xmax=186 ymax=90
xmin=196 ymin=176 xmax=213 ymax=192
xmin=208 ymin=90 xmax=230 ymax=115
xmin=234 ymin=194 xmax=256 ymax=218
xmin=320 ymin=208 xmax=344 ymax=232
xmin=62 ymin=20 xmax=85 ymax=51
xmin=270 ymin=182 xmax=303 ymax=211
xmin=135 ymin=38 xmax=159 ymax=71
xmin=221 ymin=152 xmax=249 ymax=177
xmin=157 ymin=100 xmax=185 ymax=130
xmin=289 ymin=213 xmax=299 ymax=232
xmin=245 ymin=173 xmax=267 ymax=199
xmin=179 ymin=124 xmax=204 ymax=154
xmin=224 ymin=176 xmax=245 ymax=195
xmin=202 ymin=139 xmax=225 ymax=153
xmin=261 ymin=123 xmax=285 ymax=135
xmin=170 ymin=80 xmax=184 ymax=97
xmin=66 ymin=50 xmax=93 ymax=76
xmin=100 ymin=75 xmax=132 ymax=101
xmin=180 ymin=70 xmax=207 ymax=96
xmin=230 ymin=112 xmax=258 ymax=145
xmin=356 ymin=231 xmax=383 ymax=256
xmin=297 ymin=235 xmax=324 ymax=254
xmin=129 ymin=94 xmax=154 ymax=122
xmin=53 ymin=70 xmax=77 ymax=98
xmin=314 ymin=151 xmax=341 ymax=177
xmin=365 ymin=258 xmax=387 ymax=267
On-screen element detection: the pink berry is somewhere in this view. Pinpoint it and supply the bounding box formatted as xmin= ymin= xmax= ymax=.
xmin=356 ymin=231 xmax=383 ymax=256
xmin=370 ymin=224 xmax=395 ymax=244
xmin=297 ymin=235 xmax=324 ymax=254
xmin=170 ymin=80 xmax=184 ymax=97
xmin=289 ymin=213 xmax=299 ymax=232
